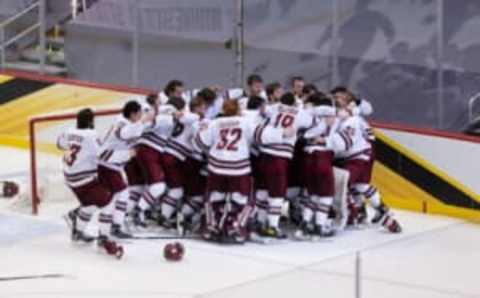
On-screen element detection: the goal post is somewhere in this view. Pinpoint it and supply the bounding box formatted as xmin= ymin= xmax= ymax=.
xmin=28 ymin=108 xmax=120 ymax=215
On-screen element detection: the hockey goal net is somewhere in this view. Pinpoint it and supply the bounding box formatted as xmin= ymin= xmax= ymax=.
xmin=24 ymin=108 xmax=120 ymax=215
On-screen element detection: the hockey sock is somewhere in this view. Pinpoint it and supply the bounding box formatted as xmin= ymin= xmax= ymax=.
xmin=161 ymin=187 xmax=183 ymax=219
xmin=77 ymin=206 xmax=95 ymax=232
xmin=127 ymin=185 xmax=144 ymax=212
xmin=364 ymin=186 xmax=381 ymax=208
xmin=312 ymin=196 xmax=333 ymax=227
xmin=267 ymin=197 xmax=283 ymax=228
xmin=255 ymin=190 xmax=268 ymax=225
xmin=112 ymin=189 xmax=128 ymax=228
xmin=181 ymin=195 xmax=204 ymax=217
xmin=302 ymin=200 xmax=314 ymax=223
xmin=98 ymin=200 xmax=114 ymax=236
xmin=138 ymin=182 xmax=166 ymax=211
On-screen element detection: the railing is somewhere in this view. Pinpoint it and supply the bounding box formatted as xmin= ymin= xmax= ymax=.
xmin=0 ymin=0 xmax=46 ymax=74
xmin=468 ymin=91 xmax=480 ymax=123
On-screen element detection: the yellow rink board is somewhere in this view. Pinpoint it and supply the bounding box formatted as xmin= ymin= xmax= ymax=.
xmin=0 ymin=75 xmax=13 ymax=84
xmin=372 ymin=162 xmax=480 ymax=221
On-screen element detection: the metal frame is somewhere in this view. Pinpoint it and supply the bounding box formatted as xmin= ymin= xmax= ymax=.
xmin=0 ymin=0 xmax=46 ymax=74
xmin=234 ymin=0 xmax=245 ymax=87
xmin=436 ymin=0 xmax=444 ymax=129
xmin=29 ymin=108 xmax=120 ymax=215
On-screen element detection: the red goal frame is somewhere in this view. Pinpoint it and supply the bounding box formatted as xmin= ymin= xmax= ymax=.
xmin=29 ymin=108 xmax=120 ymax=215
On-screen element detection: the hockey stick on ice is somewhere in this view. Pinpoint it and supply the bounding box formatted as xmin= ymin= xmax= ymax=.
xmin=0 ymin=274 xmax=68 ymax=282
xmin=129 ymin=234 xmax=201 ymax=240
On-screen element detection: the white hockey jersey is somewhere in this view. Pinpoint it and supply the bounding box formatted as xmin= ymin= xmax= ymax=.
xmin=165 ymin=112 xmax=200 ymax=161
xmin=137 ymin=103 xmax=176 ymax=153
xmin=349 ymin=98 xmax=373 ymax=117
xmin=195 ymin=116 xmax=254 ymax=176
xmin=259 ymin=103 xmax=314 ymax=159
xmin=303 ymin=118 xmax=333 ymax=153
xmin=191 ymin=118 xmax=210 ymax=162
xmin=99 ymin=116 xmax=146 ymax=171
xmin=242 ymin=109 xmax=266 ymax=156
xmin=330 ymin=116 xmax=372 ymax=161
xmin=57 ymin=128 xmax=99 ymax=188
xmin=195 ymin=115 xmax=284 ymax=176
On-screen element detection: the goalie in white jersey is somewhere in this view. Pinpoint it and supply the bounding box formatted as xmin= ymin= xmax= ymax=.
xmin=333 ymin=109 xmax=401 ymax=233
xmin=58 ymin=108 xmax=124 ymax=258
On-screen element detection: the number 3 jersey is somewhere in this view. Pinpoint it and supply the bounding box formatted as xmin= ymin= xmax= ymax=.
xmin=260 ymin=103 xmax=314 ymax=159
xmin=57 ymin=128 xmax=100 ymax=188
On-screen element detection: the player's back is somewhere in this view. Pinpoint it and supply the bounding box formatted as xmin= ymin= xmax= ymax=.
xmin=206 ymin=116 xmax=253 ymax=176
xmin=335 ymin=115 xmax=371 ymax=160
xmin=57 ymin=127 xmax=99 ymax=187
xmin=261 ymin=103 xmax=314 ymax=158
xmin=165 ymin=112 xmax=200 ymax=161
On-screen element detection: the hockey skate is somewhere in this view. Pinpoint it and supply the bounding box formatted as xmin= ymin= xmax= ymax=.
xmin=97 ymin=235 xmax=124 ymax=259
xmin=312 ymin=223 xmax=335 ymax=238
xmin=131 ymin=207 xmax=148 ymax=229
xmin=372 ymin=204 xmax=402 ymax=233
xmin=371 ymin=204 xmax=389 ymax=225
xmin=64 ymin=208 xmax=95 ymax=243
xmin=259 ymin=225 xmax=288 ymax=239
xmin=111 ymin=224 xmax=132 ymax=239
xmin=293 ymin=221 xmax=314 ymax=241
xmin=63 ymin=208 xmax=79 ymax=231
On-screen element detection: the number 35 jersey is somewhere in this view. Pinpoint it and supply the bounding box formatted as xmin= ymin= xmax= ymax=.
xmin=57 ymin=128 xmax=100 ymax=187
xmin=260 ymin=103 xmax=314 ymax=159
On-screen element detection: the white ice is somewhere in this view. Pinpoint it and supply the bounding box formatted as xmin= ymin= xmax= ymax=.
xmin=0 ymin=145 xmax=479 ymax=298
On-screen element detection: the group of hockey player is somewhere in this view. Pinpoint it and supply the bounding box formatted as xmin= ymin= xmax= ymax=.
xmin=59 ymin=74 xmax=402 ymax=255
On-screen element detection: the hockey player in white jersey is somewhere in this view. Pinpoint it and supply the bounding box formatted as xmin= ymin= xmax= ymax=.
xmin=195 ymin=99 xmax=292 ymax=243
xmin=332 ymin=86 xmax=376 ymax=224
xmin=227 ymin=74 xmax=267 ymax=110
xmin=159 ymin=96 xmax=204 ymax=227
xmin=333 ymin=110 xmax=401 ymax=233
xmin=290 ymin=76 xmax=306 ymax=104
xmin=58 ymin=108 xmax=123 ymax=258
xmin=257 ymin=92 xmax=315 ymax=238
xmin=331 ymin=86 xmax=373 ymax=117
xmin=266 ymin=82 xmax=284 ymax=105
xmin=176 ymin=97 xmax=209 ymax=233
xmin=129 ymin=94 xmax=184 ymax=227
xmin=98 ymin=100 xmax=154 ymax=238
xmin=297 ymin=93 xmax=338 ymax=238
xmin=158 ymin=79 xmax=186 ymax=105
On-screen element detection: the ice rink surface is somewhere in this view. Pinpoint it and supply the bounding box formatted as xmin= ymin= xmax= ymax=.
xmin=1 ymin=146 xmax=480 ymax=298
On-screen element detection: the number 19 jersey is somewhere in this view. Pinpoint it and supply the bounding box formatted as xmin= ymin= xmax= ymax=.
xmin=260 ymin=103 xmax=314 ymax=159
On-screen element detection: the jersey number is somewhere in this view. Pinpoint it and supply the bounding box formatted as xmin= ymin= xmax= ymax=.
xmin=172 ymin=121 xmax=185 ymax=137
xmin=274 ymin=113 xmax=294 ymax=128
xmin=64 ymin=144 xmax=81 ymax=166
xmin=216 ymin=128 xmax=242 ymax=151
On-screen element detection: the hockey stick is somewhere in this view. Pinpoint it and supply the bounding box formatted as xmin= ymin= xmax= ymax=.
xmin=129 ymin=234 xmax=201 ymax=240
xmin=0 ymin=274 xmax=67 ymax=282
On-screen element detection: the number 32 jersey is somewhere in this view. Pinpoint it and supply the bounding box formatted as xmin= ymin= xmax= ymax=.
xmin=57 ymin=128 xmax=100 ymax=187
xmin=195 ymin=116 xmax=255 ymax=176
